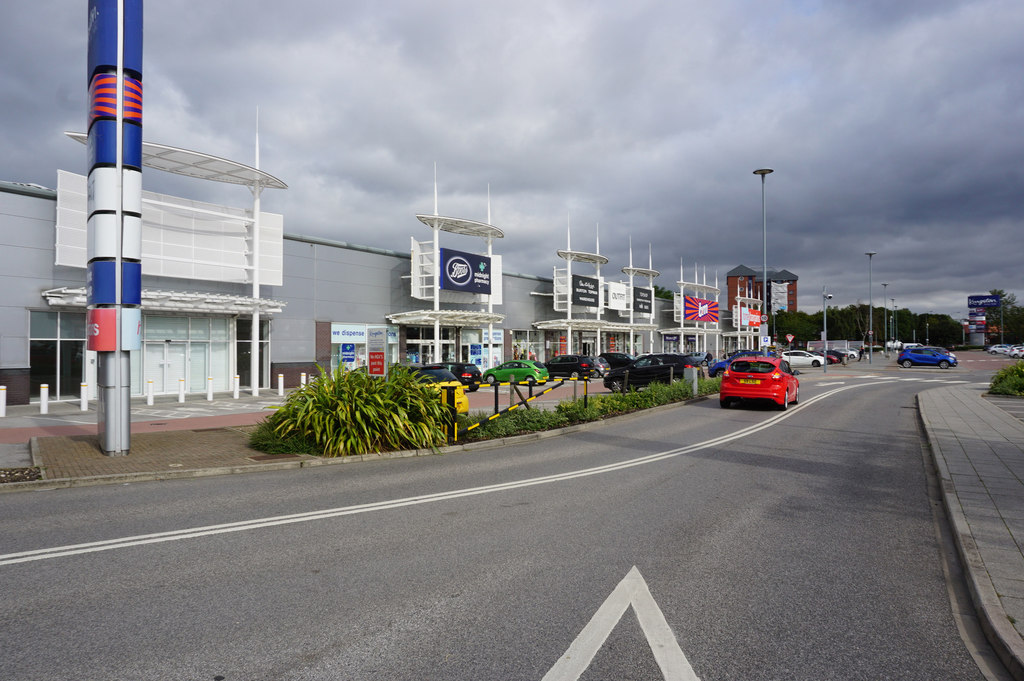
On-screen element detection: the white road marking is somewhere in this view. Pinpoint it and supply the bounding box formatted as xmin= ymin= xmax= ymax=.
xmin=0 ymin=383 xmax=874 ymax=567
xmin=818 ymin=381 xmax=845 ymax=386
xmin=542 ymin=566 xmax=700 ymax=681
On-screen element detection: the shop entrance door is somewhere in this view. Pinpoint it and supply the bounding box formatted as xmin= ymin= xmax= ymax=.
xmin=145 ymin=342 xmax=187 ymax=394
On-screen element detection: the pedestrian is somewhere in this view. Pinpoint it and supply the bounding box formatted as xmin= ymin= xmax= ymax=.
xmin=858 ymin=346 xmax=864 ymax=361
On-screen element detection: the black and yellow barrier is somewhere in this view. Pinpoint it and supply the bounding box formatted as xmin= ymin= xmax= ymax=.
xmin=462 ymin=376 xmax=591 ymax=440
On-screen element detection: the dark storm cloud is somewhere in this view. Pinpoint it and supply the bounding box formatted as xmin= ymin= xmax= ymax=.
xmin=3 ymin=0 xmax=1022 ymax=316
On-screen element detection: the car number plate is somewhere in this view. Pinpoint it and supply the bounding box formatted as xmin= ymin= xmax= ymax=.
xmin=739 ymin=378 xmax=760 ymax=384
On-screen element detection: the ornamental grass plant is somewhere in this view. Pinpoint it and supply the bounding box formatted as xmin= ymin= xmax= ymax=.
xmin=251 ymin=366 xmax=452 ymax=456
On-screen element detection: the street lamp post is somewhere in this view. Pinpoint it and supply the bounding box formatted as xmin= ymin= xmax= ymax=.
xmin=754 ymin=168 xmax=773 ymax=356
xmin=892 ymin=299 xmax=897 ymax=349
xmin=865 ymin=251 xmax=876 ymax=363
xmin=881 ymin=282 xmax=888 ymax=357
xmin=823 ymin=286 xmax=833 ymax=375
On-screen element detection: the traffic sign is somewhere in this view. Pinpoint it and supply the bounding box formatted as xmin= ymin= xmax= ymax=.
xmin=760 ymin=314 xmax=768 ymax=322
xmin=786 ymin=334 xmax=795 ymax=343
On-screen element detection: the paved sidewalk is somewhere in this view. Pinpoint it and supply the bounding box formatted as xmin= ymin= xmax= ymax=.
xmin=920 ymin=385 xmax=1024 ymax=678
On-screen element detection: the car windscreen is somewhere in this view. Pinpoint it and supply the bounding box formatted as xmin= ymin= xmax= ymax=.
xmin=729 ymin=360 xmax=776 ymax=374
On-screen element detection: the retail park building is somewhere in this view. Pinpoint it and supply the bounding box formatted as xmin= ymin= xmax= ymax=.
xmin=0 ymin=143 xmax=796 ymax=405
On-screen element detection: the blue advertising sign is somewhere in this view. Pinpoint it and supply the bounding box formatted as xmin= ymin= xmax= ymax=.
xmin=439 ymin=248 xmax=491 ymax=294
xmin=341 ymin=343 xmax=356 ymax=363
xmin=968 ymin=294 xmax=1001 ymax=308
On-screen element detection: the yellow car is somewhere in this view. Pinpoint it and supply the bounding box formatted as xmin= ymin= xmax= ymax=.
xmin=410 ymin=365 xmax=469 ymax=414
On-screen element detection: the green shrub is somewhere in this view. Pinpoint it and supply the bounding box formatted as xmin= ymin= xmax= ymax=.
xmin=464 ymin=408 xmax=569 ymax=439
xmin=251 ymin=366 xmax=451 ymax=457
xmin=991 ymin=361 xmax=1024 ymax=396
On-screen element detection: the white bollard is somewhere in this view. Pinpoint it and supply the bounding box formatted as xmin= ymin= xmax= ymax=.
xmin=40 ymin=384 xmax=49 ymax=415
xmin=277 ymin=373 xmax=284 ymax=397
xmin=147 ymin=379 xmax=154 ymax=406
xmin=81 ymin=382 xmax=89 ymax=411
xmin=233 ymin=375 xmax=240 ymax=399
xmin=0 ymin=385 xmax=6 ymax=418
xmin=300 ymin=372 xmax=307 ymax=387
xmin=207 ymin=376 xmax=214 ymax=401
xmin=178 ymin=377 xmax=186 ymax=403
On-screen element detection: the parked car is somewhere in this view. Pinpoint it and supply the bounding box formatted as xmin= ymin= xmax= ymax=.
xmin=546 ymin=354 xmax=601 ymax=379
xmin=603 ymin=353 xmax=703 ymax=392
xmin=780 ymin=350 xmax=826 ymax=368
xmin=708 ymin=350 xmax=763 ymax=378
xmin=408 ymin=365 xmax=469 ymax=413
xmin=898 ymin=346 xmax=958 ymax=369
xmin=481 ymin=360 xmax=549 ymax=385
xmin=594 ymin=356 xmax=612 ymax=375
xmin=988 ymin=344 xmax=1012 ymax=355
xmin=824 ymin=350 xmax=845 ymax=365
xmin=679 ymin=351 xmax=713 ymax=368
xmin=1008 ymin=345 xmax=1024 ymax=359
xmin=720 ymin=356 xmax=800 ymax=410
xmin=429 ymin=361 xmax=482 ymax=391
xmin=599 ymin=352 xmax=636 ymax=370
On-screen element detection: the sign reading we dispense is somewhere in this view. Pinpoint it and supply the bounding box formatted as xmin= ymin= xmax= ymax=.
xmin=439 ymin=248 xmax=491 ymax=294
xmin=572 ymin=275 xmax=600 ymax=306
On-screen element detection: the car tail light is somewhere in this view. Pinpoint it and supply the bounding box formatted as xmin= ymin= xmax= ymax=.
xmin=771 ymin=371 xmax=783 ymax=380
xmin=722 ymin=369 xmax=730 ymax=378
xmin=580 ymin=362 xmax=590 ymax=368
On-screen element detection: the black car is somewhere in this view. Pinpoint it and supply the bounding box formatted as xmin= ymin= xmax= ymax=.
xmin=546 ymin=354 xmax=601 ymax=379
xmin=427 ymin=362 xmax=482 ymax=391
xmin=598 ymin=352 xmax=636 ymax=370
xmin=603 ymin=353 xmax=703 ymax=392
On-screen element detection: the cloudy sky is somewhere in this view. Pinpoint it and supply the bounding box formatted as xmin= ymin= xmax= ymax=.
xmin=4 ymin=0 xmax=1022 ymax=318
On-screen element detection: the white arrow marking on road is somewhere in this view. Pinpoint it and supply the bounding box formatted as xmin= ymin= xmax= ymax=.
xmin=542 ymin=566 xmax=700 ymax=681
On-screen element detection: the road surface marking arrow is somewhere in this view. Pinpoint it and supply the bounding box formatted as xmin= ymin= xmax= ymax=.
xmin=542 ymin=566 xmax=700 ymax=681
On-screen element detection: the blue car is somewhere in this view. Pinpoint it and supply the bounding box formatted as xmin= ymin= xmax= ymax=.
xmin=708 ymin=349 xmax=764 ymax=378
xmin=898 ymin=346 xmax=958 ymax=369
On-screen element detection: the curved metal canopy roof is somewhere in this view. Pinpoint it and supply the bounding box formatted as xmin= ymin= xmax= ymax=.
xmin=622 ymin=266 xmax=660 ymax=278
xmin=556 ymin=249 xmax=609 ymax=265
xmin=65 ymin=131 xmax=287 ymax=189
xmin=415 ymin=214 xmax=504 ymax=239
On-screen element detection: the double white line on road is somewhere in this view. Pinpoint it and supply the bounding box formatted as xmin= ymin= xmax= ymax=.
xmin=1 ymin=383 xmax=873 ymax=567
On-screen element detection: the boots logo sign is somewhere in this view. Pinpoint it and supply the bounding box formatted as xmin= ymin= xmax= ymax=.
xmin=440 ymin=248 xmax=491 ymax=294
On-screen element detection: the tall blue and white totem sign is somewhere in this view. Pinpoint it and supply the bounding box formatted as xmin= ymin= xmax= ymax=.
xmin=86 ymin=0 xmax=143 ymax=455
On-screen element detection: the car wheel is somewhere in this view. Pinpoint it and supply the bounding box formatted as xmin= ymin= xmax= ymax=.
xmin=901 ymin=360 xmax=913 ymax=368
xmin=939 ymin=360 xmax=950 ymax=369
xmin=570 ymin=371 xmax=579 ymax=380
xmin=811 ymin=360 xmax=821 ymax=367
xmin=609 ymin=380 xmax=623 ymax=393
xmin=792 ymin=385 xmax=799 ymax=405
xmin=527 ymin=375 xmax=537 ymax=385
xmin=486 ymin=375 xmax=496 ymax=384
xmin=779 ymin=390 xmax=789 ymax=411
xmin=469 ymin=385 xmax=479 ymax=392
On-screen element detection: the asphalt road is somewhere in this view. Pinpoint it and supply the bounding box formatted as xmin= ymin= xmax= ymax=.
xmin=0 ymin=367 xmax=1004 ymax=680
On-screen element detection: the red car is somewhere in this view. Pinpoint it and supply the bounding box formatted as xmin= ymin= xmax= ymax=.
xmin=719 ymin=356 xmax=800 ymax=410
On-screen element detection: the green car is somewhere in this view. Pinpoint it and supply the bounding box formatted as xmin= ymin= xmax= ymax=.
xmin=482 ymin=360 xmax=550 ymax=385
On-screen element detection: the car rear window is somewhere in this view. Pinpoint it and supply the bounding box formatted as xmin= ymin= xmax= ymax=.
xmin=729 ymin=360 xmax=776 ymax=374
xmin=414 ymin=368 xmax=458 ymax=382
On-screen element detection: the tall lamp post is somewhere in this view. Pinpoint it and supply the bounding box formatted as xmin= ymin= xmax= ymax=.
xmin=823 ymin=286 xmax=833 ymax=374
xmin=865 ymin=251 xmax=876 ymax=363
xmin=754 ymin=168 xmax=773 ymax=356
xmin=881 ymin=282 xmax=888 ymax=357
xmin=891 ymin=298 xmax=897 ymax=349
